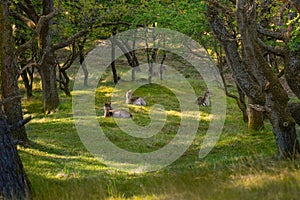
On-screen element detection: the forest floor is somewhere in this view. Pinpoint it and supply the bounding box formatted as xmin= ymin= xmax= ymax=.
xmin=18 ymin=52 xmax=300 ymax=200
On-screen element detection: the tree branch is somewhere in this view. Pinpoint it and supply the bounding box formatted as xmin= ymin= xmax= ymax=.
xmin=22 ymin=0 xmax=39 ymax=23
xmin=10 ymin=11 xmax=36 ymax=29
xmin=207 ymin=0 xmax=235 ymax=17
xmin=280 ymin=0 xmax=300 ymax=13
xmin=16 ymin=8 xmax=60 ymax=55
xmin=16 ymin=34 xmax=37 ymax=56
xmin=18 ymin=60 xmax=37 ymax=75
xmin=257 ymin=38 xmax=286 ymax=56
xmin=35 ymin=9 xmax=60 ymax=34
xmin=10 ymin=116 xmax=31 ymax=132
xmin=257 ymin=25 xmax=287 ymax=42
xmin=93 ymin=21 xmax=144 ymax=29
xmin=52 ymin=30 xmax=89 ymax=51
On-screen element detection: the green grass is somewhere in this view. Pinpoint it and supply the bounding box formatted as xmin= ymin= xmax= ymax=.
xmin=17 ymin=57 xmax=300 ymax=200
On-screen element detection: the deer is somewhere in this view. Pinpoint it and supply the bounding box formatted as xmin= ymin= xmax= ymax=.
xmin=103 ymin=103 xmax=132 ymax=118
xmin=195 ymin=90 xmax=211 ymax=106
xmin=125 ymin=90 xmax=147 ymax=106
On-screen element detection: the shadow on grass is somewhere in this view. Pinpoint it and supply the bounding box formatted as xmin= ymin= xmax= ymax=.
xmin=25 ymin=155 xmax=300 ymax=200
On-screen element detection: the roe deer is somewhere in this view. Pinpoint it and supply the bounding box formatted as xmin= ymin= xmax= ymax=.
xmin=103 ymin=103 xmax=132 ymax=118
xmin=195 ymin=90 xmax=211 ymax=106
xmin=125 ymin=90 xmax=147 ymax=106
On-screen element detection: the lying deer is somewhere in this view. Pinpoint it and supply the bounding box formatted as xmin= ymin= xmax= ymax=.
xmin=195 ymin=90 xmax=211 ymax=106
xmin=125 ymin=90 xmax=147 ymax=106
xmin=103 ymin=103 xmax=132 ymax=118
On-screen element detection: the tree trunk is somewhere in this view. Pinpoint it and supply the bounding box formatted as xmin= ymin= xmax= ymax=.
xmin=111 ymin=28 xmax=118 ymax=84
xmin=285 ymin=48 xmax=300 ymax=99
xmin=236 ymin=0 xmax=299 ymax=157
xmin=0 ymin=113 xmax=32 ymax=199
xmin=237 ymin=86 xmax=249 ymax=123
xmin=38 ymin=0 xmax=59 ymax=113
xmin=0 ymin=1 xmax=32 ymax=199
xmin=39 ymin=51 xmax=59 ymax=114
xmin=248 ymin=98 xmax=265 ymax=132
xmin=20 ymin=69 xmax=33 ymax=99
xmin=207 ymin=0 xmax=300 ymax=158
xmin=78 ymin=38 xmax=88 ymax=86
xmin=1 ymin=0 xmax=29 ymax=143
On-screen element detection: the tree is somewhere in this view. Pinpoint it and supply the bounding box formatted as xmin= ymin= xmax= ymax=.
xmin=207 ymin=0 xmax=300 ymax=158
xmin=1 ymin=0 xmax=29 ymax=143
xmin=0 ymin=1 xmax=32 ymax=198
xmin=11 ymin=0 xmax=88 ymax=113
xmin=0 ymin=109 xmax=32 ymax=199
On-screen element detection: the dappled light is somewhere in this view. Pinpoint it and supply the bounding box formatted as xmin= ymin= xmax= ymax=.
xmin=1 ymin=0 xmax=300 ymax=199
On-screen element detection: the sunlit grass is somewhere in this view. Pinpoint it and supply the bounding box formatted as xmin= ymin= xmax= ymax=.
xmin=17 ymin=56 xmax=300 ymax=200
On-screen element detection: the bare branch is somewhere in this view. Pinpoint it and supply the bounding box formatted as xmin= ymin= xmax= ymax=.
xmin=16 ymin=34 xmax=37 ymax=56
xmin=10 ymin=116 xmax=31 ymax=132
xmin=93 ymin=22 xmax=144 ymax=29
xmin=16 ymin=9 xmax=60 ymax=56
xmin=257 ymin=38 xmax=285 ymax=56
xmin=18 ymin=60 xmax=37 ymax=75
xmin=22 ymin=0 xmax=39 ymax=23
xmin=257 ymin=26 xmax=287 ymax=42
xmin=249 ymin=104 xmax=268 ymax=112
xmin=52 ymin=30 xmax=89 ymax=51
xmin=1 ymin=95 xmax=23 ymax=104
xmin=35 ymin=9 xmax=60 ymax=34
xmin=10 ymin=11 xmax=36 ymax=29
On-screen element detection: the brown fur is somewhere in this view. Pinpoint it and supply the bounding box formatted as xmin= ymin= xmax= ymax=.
xmin=125 ymin=90 xmax=147 ymax=106
xmin=103 ymin=103 xmax=132 ymax=118
xmin=195 ymin=90 xmax=211 ymax=106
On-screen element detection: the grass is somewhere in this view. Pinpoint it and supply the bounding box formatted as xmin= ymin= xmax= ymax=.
xmin=17 ymin=55 xmax=300 ymax=200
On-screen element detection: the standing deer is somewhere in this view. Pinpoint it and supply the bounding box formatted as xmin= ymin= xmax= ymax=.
xmin=125 ymin=90 xmax=147 ymax=106
xmin=195 ymin=90 xmax=211 ymax=106
xmin=103 ymin=103 xmax=132 ymax=118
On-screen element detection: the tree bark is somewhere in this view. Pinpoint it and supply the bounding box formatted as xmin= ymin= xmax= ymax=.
xmin=248 ymin=98 xmax=265 ymax=132
xmin=38 ymin=0 xmax=59 ymax=113
xmin=111 ymin=28 xmax=118 ymax=84
xmin=78 ymin=37 xmax=88 ymax=86
xmin=285 ymin=48 xmax=300 ymax=99
xmin=39 ymin=50 xmax=59 ymax=114
xmin=236 ymin=0 xmax=299 ymax=157
xmin=0 ymin=113 xmax=32 ymax=199
xmin=20 ymin=69 xmax=33 ymax=99
xmin=0 ymin=1 xmax=32 ymax=199
xmin=1 ymin=0 xmax=29 ymax=143
xmin=207 ymin=0 xmax=300 ymax=158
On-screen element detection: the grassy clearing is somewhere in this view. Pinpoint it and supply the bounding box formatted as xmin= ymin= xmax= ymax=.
xmin=18 ymin=55 xmax=300 ymax=200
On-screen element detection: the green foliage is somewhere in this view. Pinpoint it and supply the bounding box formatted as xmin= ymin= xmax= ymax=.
xmin=288 ymin=14 xmax=300 ymax=50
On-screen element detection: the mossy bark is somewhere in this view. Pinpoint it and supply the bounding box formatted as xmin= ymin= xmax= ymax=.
xmin=207 ymin=0 xmax=300 ymax=158
xmin=248 ymin=98 xmax=265 ymax=132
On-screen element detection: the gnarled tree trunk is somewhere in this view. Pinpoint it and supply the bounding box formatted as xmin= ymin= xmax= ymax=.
xmin=0 ymin=1 xmax=32 ymax=199
xmin=207 ymin=0 xmax=300 ymax=158
xmin=1 ymin=0 xmax=29 ymax=143
xmin=237 ymin=0 xmax=299 ymax=157
xmin=285 ymin=48 xmax=300 ymax=99
xmin=0 ymin=112 xmax=32 ymax=199
xmin=39 ymin=50 xmax=59 ymax=114
xmin=38 ymin=0 xmax=59 ymax=113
